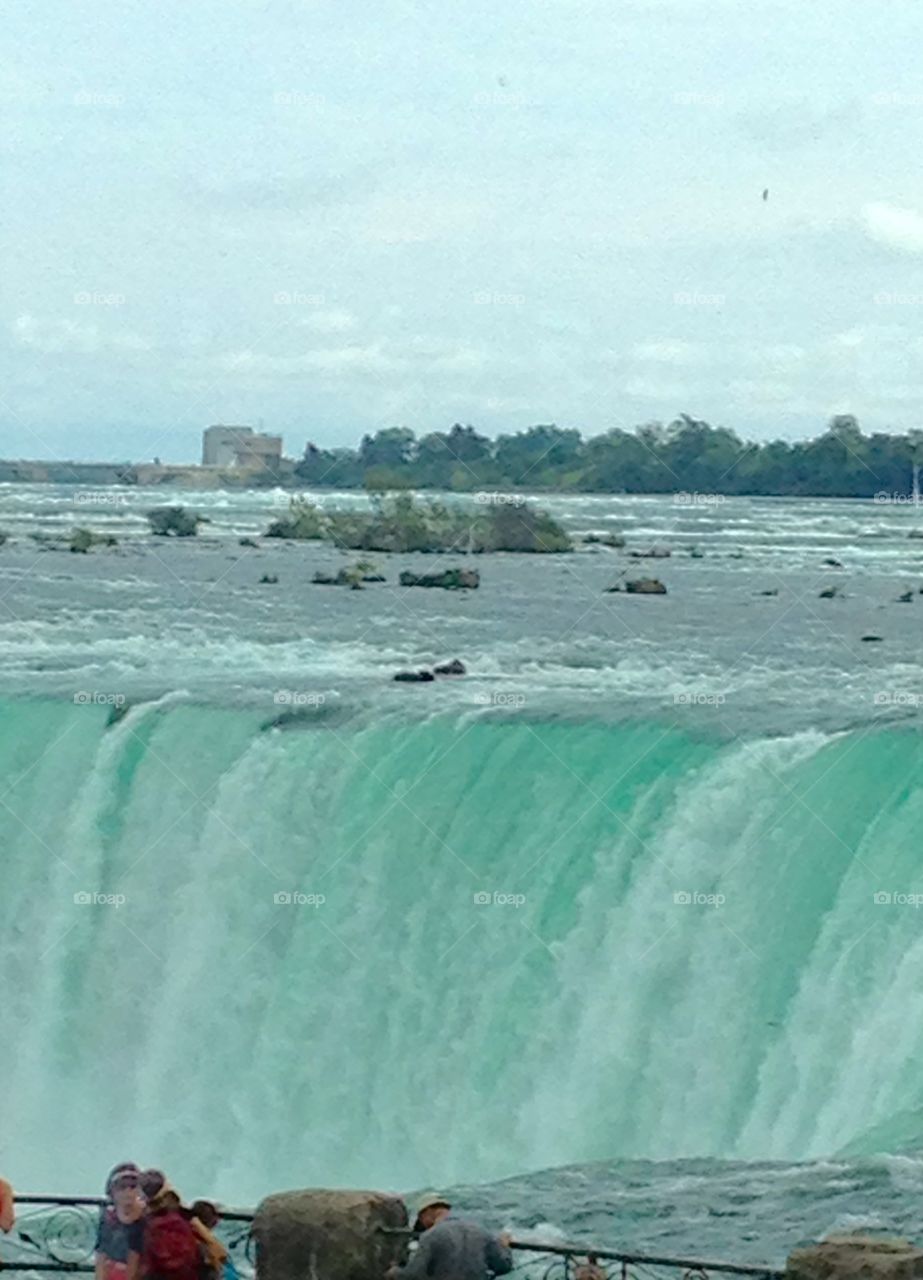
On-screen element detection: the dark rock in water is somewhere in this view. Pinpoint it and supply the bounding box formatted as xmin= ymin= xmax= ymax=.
xmin=688 ymin=547 xmax=704 ymax=559
xmin=0 ymin=531 xmax=7 ymax=548
xmin=861 ymin=634 xmax=884 ymax=642
xmin=626 ymin=547 xmax=671 ymax=559
xmin=314 ymin=564 xmax=385 ymax=587
xmin=393 ymin=669 xmax=435 ymax=683
xmin=106 ymin=701 xmax=130 ymax=727
xmin=260 ymin=574 xmax=279 ymax=584
xmin=434 ymin=658 xmax=466 ymax=676
xmin=823 ymin=557 xmax=844 ymax=567
xmin=582 ymin=532 xmax=625 ymax=548
xmin=897 ymin=590 xmax=914 ymax=603
xmin=608 ymin=578 xmax=667 ymax=595
xmin=819 ymin=585 xmax=841 ymax=599
xmin=239 ymin=537 xmax=259 ymax=548
xmin=759 ymin=588 xmax=779 ymax=596
xmin=399 ymin=567 xmax=479 ymax=589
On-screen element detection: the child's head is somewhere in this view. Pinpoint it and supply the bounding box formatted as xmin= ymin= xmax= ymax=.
xmin=190 ymin=1200 xmax=220 ymax=1229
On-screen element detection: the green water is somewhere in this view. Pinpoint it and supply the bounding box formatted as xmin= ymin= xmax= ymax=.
xmin=3 ymin=695 xmax=923 ymax=1203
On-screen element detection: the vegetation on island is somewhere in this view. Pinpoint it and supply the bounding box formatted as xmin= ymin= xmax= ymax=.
xmin=265 ymin=492 xmax=572 ymax=553
xmin=293 ymin=416 xmax=923 ymax=498
xmin=146 ymin=507 xmax=207 ymax=536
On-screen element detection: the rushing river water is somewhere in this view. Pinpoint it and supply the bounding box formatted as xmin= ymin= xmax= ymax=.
xmin=3 ymin=485 xmax=923 ymax=1260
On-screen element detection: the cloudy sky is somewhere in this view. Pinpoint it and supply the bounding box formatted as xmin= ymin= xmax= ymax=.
xmin=4 ymin=0 xmax=923 ymax=461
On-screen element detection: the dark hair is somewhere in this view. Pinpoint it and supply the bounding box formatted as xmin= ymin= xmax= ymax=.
xmin=105 ymin=1163 xmax=141 ymax=1197
xmin=190 ymin=1200 xmax=220 ymax=1229
xmin=140 ymin=1169 xmax=166 ymax=1200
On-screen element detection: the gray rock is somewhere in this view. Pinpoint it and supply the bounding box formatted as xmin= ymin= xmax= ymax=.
xmin=787 ymin=1236 xmax=923 ymax=1280
xmin=253 ymin=1188 xmax=408 ymax=1280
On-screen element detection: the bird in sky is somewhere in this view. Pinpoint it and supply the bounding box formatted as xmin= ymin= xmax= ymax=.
xmin=762 ymin=187 xmax=770 ymax=201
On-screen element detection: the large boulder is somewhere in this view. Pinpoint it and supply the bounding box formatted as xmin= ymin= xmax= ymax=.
xmin=788 ymin=1237 xmax=923 ymax=1280
xmin=607 ymin=578 xmax=667 ymax=595
xmin=399 ymin=568 xmax=480 ymax=589
xmin=253 ymin=1188 xmax=408 ymax=1280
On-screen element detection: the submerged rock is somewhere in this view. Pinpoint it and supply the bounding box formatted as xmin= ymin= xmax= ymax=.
xmin=69 ymin=527 xmax=118 ymax=553
xmin=897 ymin=590 xmax=914 ymax=603
xmin=260 ymin=574 xmax=279 ymax=584
xmin=582 ymin=532 xmax=625 ymax=548
xmin=626 ymin=546 xmax=671 ymax=559
xmin=239 ymin=536 xmax=259 ymax=548
xmin=434 ymin=658 xmax=466 ymax=676
xmin=393 ymin=669 xmax=436 ymax=683
xmin=819 ymin=585 xmax=842 ymax=599
xmin=607 ymin=578 xmax=667 ymax=594
xmin=862 ymin=634 xmax=884 ymax=642
xmin=399 ymin=568 xmax=480 ymax=589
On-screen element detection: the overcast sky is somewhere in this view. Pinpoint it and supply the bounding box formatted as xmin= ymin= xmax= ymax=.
xmin=4 ymin=0 xmax=923 ymax=461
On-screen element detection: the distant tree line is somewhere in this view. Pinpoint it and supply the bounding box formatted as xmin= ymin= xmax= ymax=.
xmin=293 ymin=415 xmax=923 ymax=498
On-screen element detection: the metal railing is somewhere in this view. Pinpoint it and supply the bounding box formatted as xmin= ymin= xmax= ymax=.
xmin=3 ymin=1196 xmax=255 ymax=1275
xmin=379 ymin=1228 xmax=784 ymax=1280
xmin=3 ymin=1196 xmax=783 ymax=1280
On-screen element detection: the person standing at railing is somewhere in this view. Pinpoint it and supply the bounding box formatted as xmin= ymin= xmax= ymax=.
xmin=0 ymin=1176 xmax=14 ymax=1233
xmin=386 ymin=1193 xmax=513 ymax=1280
xmin=96 ymin=1164 xmax=146 ymax=1280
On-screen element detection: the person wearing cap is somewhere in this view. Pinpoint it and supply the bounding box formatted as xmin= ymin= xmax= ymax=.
xmin=95 ymin=1164 xmax=145 ymax=1280
xmin=387 ymin=1193 xmax=513 ymax=1280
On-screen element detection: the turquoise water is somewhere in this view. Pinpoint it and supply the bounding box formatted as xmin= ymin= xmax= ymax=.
xmin=5 ymin=696 xmax=923 ymax=1210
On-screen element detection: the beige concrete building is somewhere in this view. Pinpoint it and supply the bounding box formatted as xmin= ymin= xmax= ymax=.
xmin=202 ymin=425 xmax=283 ymax=469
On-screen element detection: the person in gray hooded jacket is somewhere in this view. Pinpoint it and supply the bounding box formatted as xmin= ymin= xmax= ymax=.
xmin=389 ymin=1194 xmax=513 ymax=1280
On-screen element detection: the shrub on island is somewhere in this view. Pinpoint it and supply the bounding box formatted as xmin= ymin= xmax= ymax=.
xmin=265 ymin=493 xmax=571 ymax=553
xmin=146 ymin=506 xmax=206 ymax=537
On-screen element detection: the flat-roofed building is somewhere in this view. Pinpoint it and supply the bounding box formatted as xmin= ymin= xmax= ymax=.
xmin=202 ymin=425 xmax=283 ymax=468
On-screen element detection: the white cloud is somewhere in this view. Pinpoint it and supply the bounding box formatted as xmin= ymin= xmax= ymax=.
xmin=12 ymin=315 xmax=151 ymax=355
xmin=862 ymin=202 xmax=923 ymax=254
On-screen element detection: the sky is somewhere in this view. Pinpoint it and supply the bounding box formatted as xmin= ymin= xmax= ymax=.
xmin=4 ymin=0 xmax=923 ymax=462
